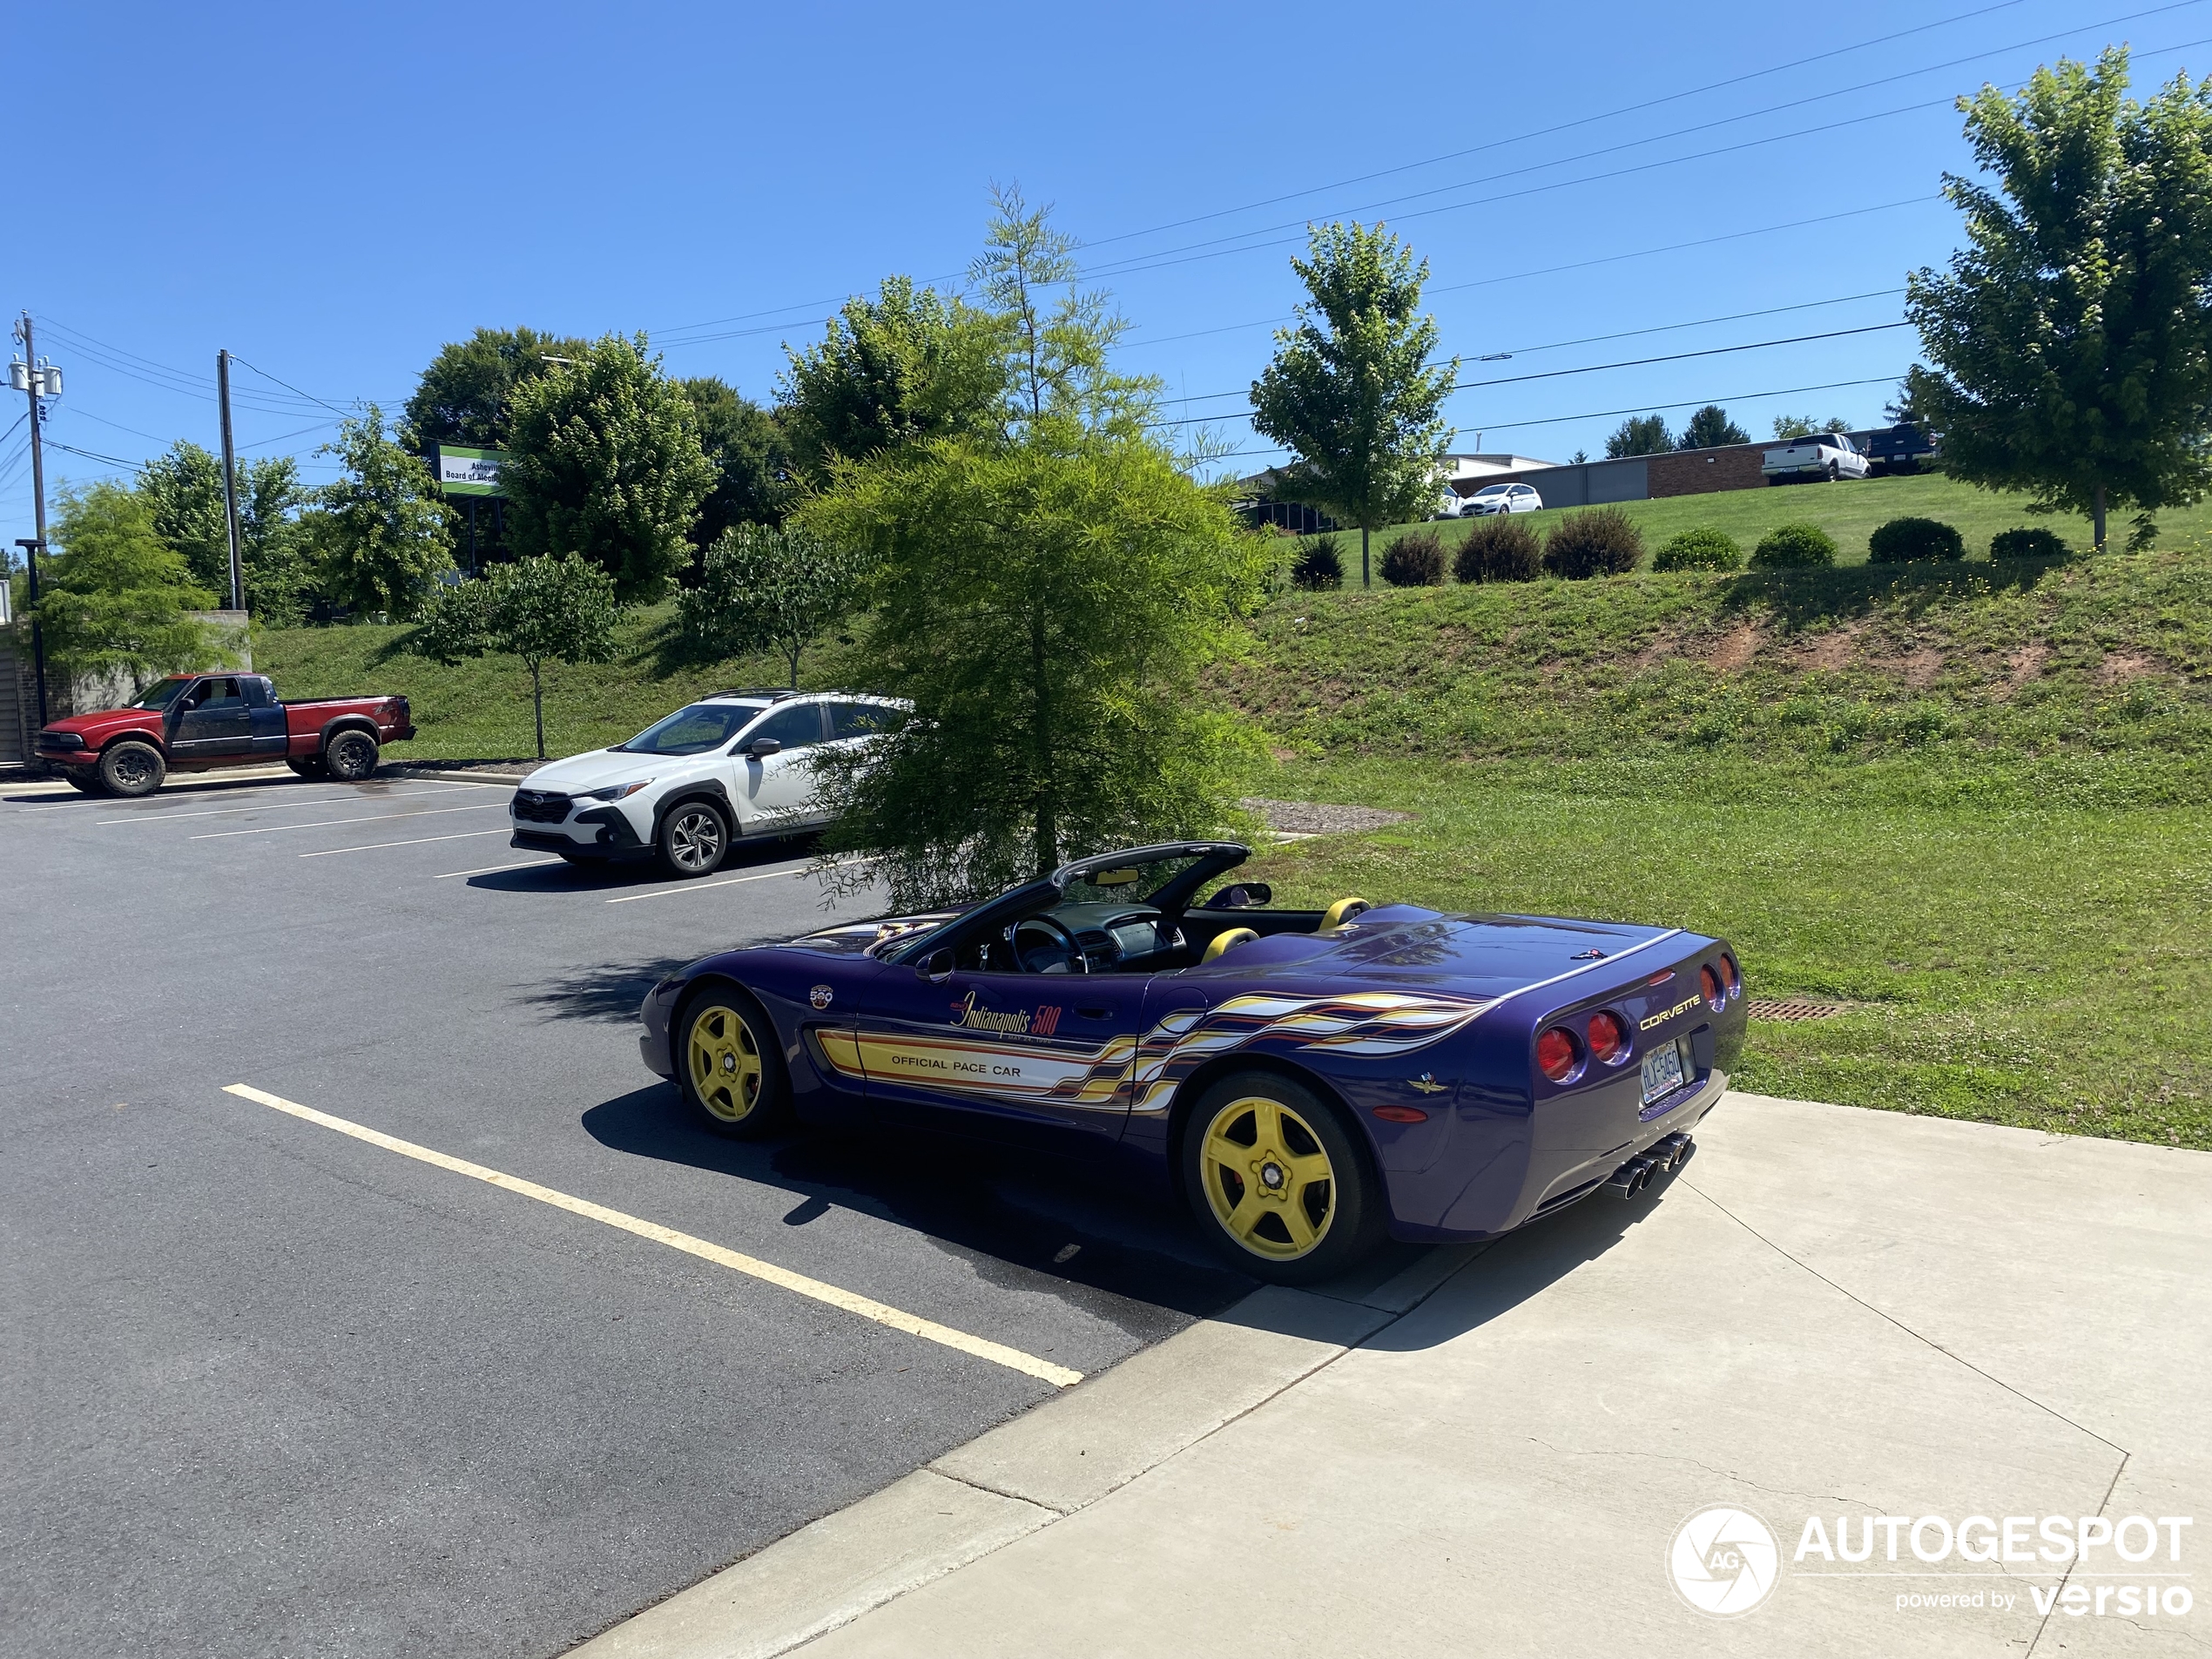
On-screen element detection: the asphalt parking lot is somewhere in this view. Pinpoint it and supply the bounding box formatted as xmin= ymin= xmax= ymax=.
xmin=0 ymin=768 xmax=1266 ymax=1658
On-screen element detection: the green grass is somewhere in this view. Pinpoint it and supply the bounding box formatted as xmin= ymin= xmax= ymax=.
xmin=1353 ymin=470 xmax=2212 ymax=566
xmin=253 ymin=532 xmax=2212 ymax=1150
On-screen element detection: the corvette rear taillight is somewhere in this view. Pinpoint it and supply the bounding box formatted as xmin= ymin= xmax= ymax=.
xmin=1536 ymin=1027 xmax=1581 ymax=1082
xmin=1701 ymin=965 xmax=1723 ymax=1006
xmin=1587 ymin=1011 xmax=1627 ymax=1064
xmin=1719 ymin=954 xmax=1740 ymax=994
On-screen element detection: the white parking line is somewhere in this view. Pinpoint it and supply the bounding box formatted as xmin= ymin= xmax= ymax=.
xmin=300 ymin=829 xmax=509 ymax=858
xmin=191 ymin=802 xmax=502 ymax=840
xmin=96 ymin=784 xmax=481 ymax=826
xmin=432 ymin=857 xmax=564 ymax=879
xmin=602 ymin=856 xmax=873 ymax=904
xmin=221 ymin=1083 xmax=1082 ymax=1387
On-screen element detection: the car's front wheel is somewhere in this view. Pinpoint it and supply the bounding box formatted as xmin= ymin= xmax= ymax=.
xmin=1181 ymin=1071 xmax=1385 ymax=1284
xmin=678 ymin=984 xmax=790 ymax=1138
xmin=98 ymin=741 xmax=165 ymax=798
xmin=658 ymin=800 xmax=729 ymax=878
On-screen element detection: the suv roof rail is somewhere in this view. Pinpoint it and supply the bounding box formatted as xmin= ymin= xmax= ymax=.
xmin=705 ymin=687 xmax=797 ymax=702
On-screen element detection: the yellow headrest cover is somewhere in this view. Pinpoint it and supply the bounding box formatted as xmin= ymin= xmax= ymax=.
xmin=1320 ymin=896 xmax=1372 ymax=932
xmin=1201 ymin=927 xmax=1260 ymax=964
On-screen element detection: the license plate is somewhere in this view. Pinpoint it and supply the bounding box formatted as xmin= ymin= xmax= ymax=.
xmin=1640 ymin=1039 xmax=1688 ymax=1105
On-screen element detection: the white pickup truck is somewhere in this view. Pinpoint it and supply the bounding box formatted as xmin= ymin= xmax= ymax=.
xmin=1762 ymin=432 xmax=1869 ymax=483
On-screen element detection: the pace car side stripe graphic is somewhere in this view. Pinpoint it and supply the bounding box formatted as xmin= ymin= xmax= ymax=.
xmin=816 ymin=1028 xmax=1136 ymax=1109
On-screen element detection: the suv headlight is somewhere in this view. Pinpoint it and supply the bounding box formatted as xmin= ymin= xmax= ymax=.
xmin=578 ymin=779 xmax=653 ymax=802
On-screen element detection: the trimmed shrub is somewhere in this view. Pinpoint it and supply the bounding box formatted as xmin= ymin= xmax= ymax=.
xmin=1291 ymin=534 xmax=1344 ymax=590
xmin=1380 ymin=529 xmax=1447 ymax=587
xmin=1750 ymin=522 xmax=1838 ymax=569
xmin=1652 ymin=527 xmax=1743 ymax=571
xmin=1541 ymin=507 xmax=1643 ymax=579
xmin=1868 ymin=516 xmax=1965 ymax=563
xmin=1454 ymin=516 xmax=1542 ymax=583
xmin=1991 ymin=526 xmax=2069 ymax=561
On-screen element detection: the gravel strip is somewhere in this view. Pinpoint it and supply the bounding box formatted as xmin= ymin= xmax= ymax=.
xmin=1239 ymin=798 xmax=1414 ymax=835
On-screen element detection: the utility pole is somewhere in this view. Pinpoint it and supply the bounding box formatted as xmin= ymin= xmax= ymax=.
xmin=216 ymin=349 xmax=245 ymax=612
xmin=13 ymin=312 xmax=52 ymax=727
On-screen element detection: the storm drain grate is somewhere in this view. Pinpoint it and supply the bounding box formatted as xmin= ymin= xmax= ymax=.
xmin=1745 ymin=999 xmax=1847 ymax=1022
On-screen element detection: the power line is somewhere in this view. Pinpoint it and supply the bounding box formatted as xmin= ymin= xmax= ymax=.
xmin=225 ymin=353 xmax=354 ymax=417
xmin=44 ymin=438 xmax=140 ymax=469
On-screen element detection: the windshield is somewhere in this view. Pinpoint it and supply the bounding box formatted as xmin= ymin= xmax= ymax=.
xmin=1062 ymin=854 xmax=1209 ymax=907
xmin=617 ymin=703 xmax=761 ymax=756
xmin=1474 ymin=484 xmax=1510 ymax=498
xmin=129 ymin=678 xmax=193 ymax=711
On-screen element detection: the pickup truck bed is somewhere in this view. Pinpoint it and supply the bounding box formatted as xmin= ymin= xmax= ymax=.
xmin=35 ymin=672 xmax=414 ymax=798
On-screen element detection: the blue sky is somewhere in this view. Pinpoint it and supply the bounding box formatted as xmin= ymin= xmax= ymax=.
xmin=6 ymin=0 xmax=2206 ymax=540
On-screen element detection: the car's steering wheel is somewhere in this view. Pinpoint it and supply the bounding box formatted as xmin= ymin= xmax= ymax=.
xmin=1013 ymin=914 xmax=1089 ymax=974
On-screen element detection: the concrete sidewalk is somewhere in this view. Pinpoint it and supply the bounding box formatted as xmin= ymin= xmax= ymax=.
xmin=579 ymin=1094 xmax=2210 ymax=1658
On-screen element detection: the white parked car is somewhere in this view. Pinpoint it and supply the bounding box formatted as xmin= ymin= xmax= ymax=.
xmin=1461 ymin=482 xmax=1543 ymax=516
xmin=1762 ymin=432 xmax=1869 ymax=483
xmin=508 ymin=689 xmax=907 ymax=878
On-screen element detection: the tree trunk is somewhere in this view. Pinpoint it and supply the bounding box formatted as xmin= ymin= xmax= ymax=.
xmin=1361 ymin=524 xmax=1371 ymax=589
xmin=1032 ymin=610 xmax=1055 ymax=876
xmin=786 ymin=642 xmax=801 ymax=691
xmin=529 ymin=659 xmax=545 ymax=759
xmin=2093 ymin=485 xmax=2107 ymax=553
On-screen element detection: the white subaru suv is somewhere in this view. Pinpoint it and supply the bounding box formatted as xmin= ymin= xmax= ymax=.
xmin=508 ymin=690 xmax=905 ymax=878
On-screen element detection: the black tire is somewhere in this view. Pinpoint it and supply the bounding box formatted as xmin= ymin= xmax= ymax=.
xmin=287 ymin=756 xmax=327 ymax=780
xmin=675 ymin=982 xmax=790 ymax=1138
xmin=324 ymin=729 xmax=379 ymax=782
xmin=98 ymin=741 xmax=165 ymax=799
xmin=1179 ymin=1070 xmax=1386 ymax=1285
xmin=1827 ymin=461 xmax=1840 ymax=482
xmin=657 ymin=799 xmax=730 ymax=879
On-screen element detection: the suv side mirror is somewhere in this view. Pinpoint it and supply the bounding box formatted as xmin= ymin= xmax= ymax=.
xmin=915 ymin=947 xmax=954 ymax=982
xmin=745 ymin=738 xmax=782 ymax=759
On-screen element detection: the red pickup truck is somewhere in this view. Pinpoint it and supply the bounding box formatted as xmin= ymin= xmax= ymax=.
xmin=35 ymin=673 xmax=415 ymax=798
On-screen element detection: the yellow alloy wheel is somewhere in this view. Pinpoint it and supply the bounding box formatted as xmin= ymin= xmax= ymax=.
xmin=1198 ymin=1095 xmax=1337 ymax=1261
xmin=688 ymin=1003 xmax=764 ymax=1123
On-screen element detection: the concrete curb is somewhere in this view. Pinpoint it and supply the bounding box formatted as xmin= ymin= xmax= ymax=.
xmin=569 ymin=1248 xmax=1488 ymax=1658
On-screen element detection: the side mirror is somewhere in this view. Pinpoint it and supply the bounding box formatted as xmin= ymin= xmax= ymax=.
xmin=746 ymin=737 xmax=782 ymax=759
xmin=915 ymin=947 xmax=954 ymax=982
xmin=1244 ymin=882 xmax=1272 ymax=905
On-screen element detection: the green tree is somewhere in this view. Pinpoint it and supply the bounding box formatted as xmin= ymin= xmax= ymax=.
xmin=310 ymin=405 xmax=455 ymax=618
xmin=678 ymin=376 xmax=797 ymax=551
xmin=138 ymin=441 xmax=314 ymax=620
xmin=415 ymin=554 xmax=619 ymax=759
xmin=24 ymin=482 xmax=224 ymax=687
xmin=502 ymin=334 xmax=717 ymax=603
xmin=778 ymin=275 xmax=1008 ymax=472
xmin=1606 ymin=415 xmax=1673 ymax=456
xmin=1677 ymin=405 xmax=1750 ymax=448
xmin=1770 ymin=414 xmax=1852 ymax=439
xmin=1249 ymin=221 xmax=1458 ymax=587
xmin=676 ymin=523 xmax=861 ymax=689
xmin=1906 ymin=49 xmax=2212 ymax=550
xmin=403 ymin=326 xmax=592 ymax=449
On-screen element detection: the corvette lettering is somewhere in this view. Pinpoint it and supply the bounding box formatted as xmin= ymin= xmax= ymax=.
xmin=1640 ymin=993 xmax=1704 ymax=1030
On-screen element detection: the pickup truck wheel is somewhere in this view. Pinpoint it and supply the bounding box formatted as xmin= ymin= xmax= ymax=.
xmin=287 ymin=757 xmax=327 ymax=779
xmin=678 ymin=983 xmax=790 ymax=1138
xmin=324 ymin=730 xmax=380 ymax=782
xmin=1827 ymin=460 xmax=1840 ymax=482
xmin=98 ymin=741 xmax=166 ymax=799
xmin=658 ymin=801 xmax=730 ymax=878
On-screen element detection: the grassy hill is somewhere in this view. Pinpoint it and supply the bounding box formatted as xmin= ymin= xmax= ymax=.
xmin=254 ymin=536 xmax=2212 ymax=1151
xmin=1359 ymin=469 xmax=2212 ymax=565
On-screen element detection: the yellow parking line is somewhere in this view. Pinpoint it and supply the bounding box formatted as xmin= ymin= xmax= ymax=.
xmin=221 ymin=1083 xmax=1082 ymax=1389
xmin=299 ymin=828 xmax=509 ymax=857
xmin=191 ymin=802 xmax=502 ymax=840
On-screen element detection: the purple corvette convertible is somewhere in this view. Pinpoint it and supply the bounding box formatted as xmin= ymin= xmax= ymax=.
xmin=638 ymin=841 xmax=1744 ymax=1282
